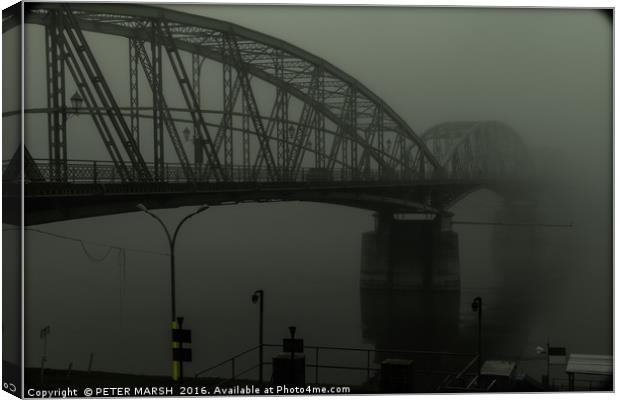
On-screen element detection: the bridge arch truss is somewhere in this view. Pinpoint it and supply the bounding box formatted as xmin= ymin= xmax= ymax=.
xmin=8 ymin=3 xmax=444 ymax=184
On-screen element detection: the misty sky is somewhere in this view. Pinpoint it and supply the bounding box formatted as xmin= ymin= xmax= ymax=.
xmin=2 ymin=4 xmax=612 ymax=379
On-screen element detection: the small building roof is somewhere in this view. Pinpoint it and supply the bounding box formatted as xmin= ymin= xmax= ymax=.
xmin=381 ymin=358 xmax=414 ymax=366
xmin=566 ymin=354 xmax=613 ymax=376
xmin=481 ymin=360 xmax=516 ymax=377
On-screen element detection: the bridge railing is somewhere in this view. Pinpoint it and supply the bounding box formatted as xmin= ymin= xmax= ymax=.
xmin=3 ymin=158 xmax=516 ymax=184
xmin=8 ymin=159 xmax=442 ymax=184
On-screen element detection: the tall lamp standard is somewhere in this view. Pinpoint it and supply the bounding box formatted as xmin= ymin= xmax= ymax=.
xmin=136 ymin=203 xmax=209 ymax=381
xmin=51 ymin=91 xmax=83 ymax=182
xmin=252 ymin=289 xmax=264 ymax=386
xmin=471 ymin=297 xmax=483 ymax=377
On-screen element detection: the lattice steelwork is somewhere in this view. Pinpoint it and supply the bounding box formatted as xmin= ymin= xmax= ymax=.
xmin=8 ymin=4 xmax=529 ymax=187
xmin=422 ymin=121 xmax=531 ymax=180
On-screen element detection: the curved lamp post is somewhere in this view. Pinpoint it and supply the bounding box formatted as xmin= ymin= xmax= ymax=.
xmin=252 ymin=289 xmax=264 ymax=385
xmin=136 ymin=203 xmax=209 ymax=381
xmin=137 ymin=203 xmax=208 ymax=321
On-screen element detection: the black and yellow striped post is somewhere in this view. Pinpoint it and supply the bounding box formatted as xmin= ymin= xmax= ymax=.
xmin=172 ymin=317 xmax=192 ymax=383
xmin=171 ymin=320 xmax=179 ymax=382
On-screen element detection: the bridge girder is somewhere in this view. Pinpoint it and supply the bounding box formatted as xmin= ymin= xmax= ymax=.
xmin=16 ymin=3 xmax=444 ymax=182
xmin=3 ymin=5 xmax=535 ymax=223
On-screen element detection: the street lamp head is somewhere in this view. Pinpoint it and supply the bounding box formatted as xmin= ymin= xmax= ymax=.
xmin=136 ymin=203 xmax=148 ymax=212
xmin=252 ymin=289 xmax=262 ymax=303
xmin=471 ymin=297 xmax=482 ymax=312
xmin=183 ymin=127 xmax=191 ymax=142
xmin=70 ymin=91 xmax=83 ymax=113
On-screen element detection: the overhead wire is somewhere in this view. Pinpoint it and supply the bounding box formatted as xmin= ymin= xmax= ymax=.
xmin=3 ymin=227 xmax=167 ymax=328
xmin=3 ymin=227 xmax=169 ymax=256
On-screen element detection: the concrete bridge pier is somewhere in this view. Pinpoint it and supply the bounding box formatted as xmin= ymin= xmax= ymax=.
xmin=359 ymin=212 xmax=463 ymax=359
xmin=360 ymin=212 xmax=460 ymax=291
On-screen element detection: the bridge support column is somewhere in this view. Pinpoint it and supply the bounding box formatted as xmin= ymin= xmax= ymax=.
xmin=360 ymin=213 xmax=460 ymax=291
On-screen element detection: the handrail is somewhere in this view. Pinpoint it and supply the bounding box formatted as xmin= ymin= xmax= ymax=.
xmin=264 ymin=343 xmax=475 ymax=358
xmin=194 ymin=344 xmax=259 ymax=378
xmin=455 ymin=354 xmax=479 ymax=380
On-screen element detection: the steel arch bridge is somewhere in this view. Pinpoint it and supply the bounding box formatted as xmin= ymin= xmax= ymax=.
xmin=2 ymin=4 xmax=531 ymax=225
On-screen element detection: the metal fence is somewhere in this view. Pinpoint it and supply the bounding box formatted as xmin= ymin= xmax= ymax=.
xmin=4 ymin=158 xmax=511 ymax=184
xmin=193 ymin=343 xmax=478 ymax=392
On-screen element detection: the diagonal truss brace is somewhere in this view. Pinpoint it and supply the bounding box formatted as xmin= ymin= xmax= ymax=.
xmin=160 ymin=21 xmax=225 ymax=181
xmin=133 ymin=37 xmax=195 ymax=182
xmin=250 ymin=90 xmax=286 ymax=179
xmin=59 ymin=6 xmax=151 ymax=182
xmin=223 ymin=32 xmax=279 ymax=181
xmin=287 ymin=69 xmax=321 ymax=178
xmin=326 ymin=93 xmax=354 ymax=172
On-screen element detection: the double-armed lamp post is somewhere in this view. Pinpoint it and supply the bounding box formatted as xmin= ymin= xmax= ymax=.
xmin=137 ymin=203 xmax=209 ymax=381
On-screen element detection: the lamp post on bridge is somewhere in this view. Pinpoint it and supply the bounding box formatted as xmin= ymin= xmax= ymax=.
xmin=51 ymin=91 xmax=83 ymax=182
xmin=68 ymin=91 xmax=83 ymax=116
xmin=136 ymin=203 xmax=209 ymax=381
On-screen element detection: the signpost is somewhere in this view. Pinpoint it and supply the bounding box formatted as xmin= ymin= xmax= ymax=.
xmin=40 ymin=326 xmax=51 ymax=384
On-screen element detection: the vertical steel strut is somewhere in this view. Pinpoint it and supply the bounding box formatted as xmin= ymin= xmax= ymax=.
xmin=45 ymin=10 xmax=67 ymax=182
xmin=191 ymin=53 xmax=203 ymax=173
xmin=314 ymin=69 xmax=326 ymax=169
xmin=222 ymin=62 xmax=233 ymax=179
xmin=129 ymin=38 xmax=140 ymax=150
xmin=242 ymin=98 xmax=250 ymax=180
xmin=150 ymin=22 xmax=165 ymax=180
xmin=348 ymin=87 xmax=358 ymax=178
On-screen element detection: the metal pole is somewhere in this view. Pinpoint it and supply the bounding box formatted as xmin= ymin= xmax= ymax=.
xmin=289 ymin=326 xmax=296 ymax=384
xmin=477 ymin=299 xmax=482 ymax=377
xmin=259 ymin=292 xmax=264 ymax=386
xmin=546 ymin=339 xmax=550 ymax=387
xmin=367 ymin=350 xmax=370 ymax=380
xmin=315 ymin=347 xmax=319 ymax=384
xmin=170 ymin=242 xmax=176 ymax=322
xmin=177 ymin=317 xmax=184 ymax=384
xmin=137 ymin=204 xmax=208 ymax=382
xmin=88 ymin=352 xmax=94 ymax=374
xmin=471 ymin=297 xmax=482 ymax=378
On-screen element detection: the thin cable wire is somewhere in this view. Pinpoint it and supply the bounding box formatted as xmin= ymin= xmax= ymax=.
xmin=79 ymin=240 xmax=115 ymax=262
xmin=3 ymin=228 xmax=143 ymax=328
xmin=3 ymin=227 xmax=169 ymax=256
